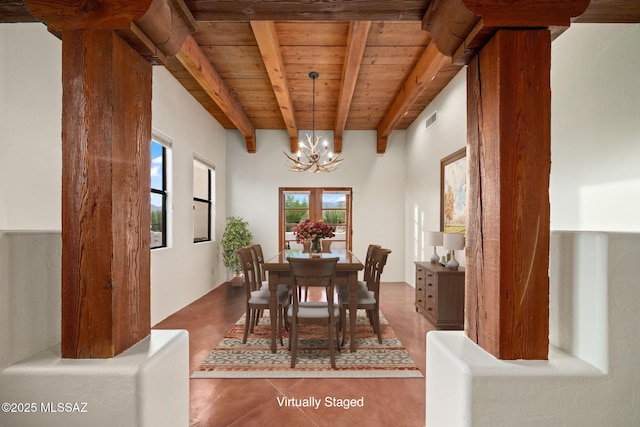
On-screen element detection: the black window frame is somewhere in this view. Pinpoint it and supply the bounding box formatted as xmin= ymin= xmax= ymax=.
xmin=151 ymin=140 xmax=168 ymax=249
xmin=193 ymin=159 xmax=213 ymax=243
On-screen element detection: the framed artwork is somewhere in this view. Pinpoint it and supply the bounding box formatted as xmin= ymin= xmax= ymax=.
xmin=440 ymin=147 xmax=467 ymax=235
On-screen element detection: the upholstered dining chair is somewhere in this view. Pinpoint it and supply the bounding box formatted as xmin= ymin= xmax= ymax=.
xmin=339 ymin=248 xmax=391 ymax=345
xmin=250 ymin=243 xmax=292 ymax=328
xmin=236 ymin=247 xmax=289 ymax=345
xmin=337 ymin=244 xmax=381 ymax=296
xmin=286 ymin=256 xmax=341 ymax=368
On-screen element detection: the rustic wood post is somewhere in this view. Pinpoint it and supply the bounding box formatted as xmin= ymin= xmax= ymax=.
xmin=466 ymin=29 xmax=551 ymax=360
xmin=60 ymin=29 xmax=152 ymax=358
xmin=422 ymin=0 xmax=590 ymax=360
xmin=24 ymin=0 xmax=194 ymax=358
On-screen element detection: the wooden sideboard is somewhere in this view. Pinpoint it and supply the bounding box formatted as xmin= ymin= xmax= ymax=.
xmin=414 ymin=261 xmax=465 ymax=330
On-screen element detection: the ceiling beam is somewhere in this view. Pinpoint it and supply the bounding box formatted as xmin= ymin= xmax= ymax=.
xmin=334 ymin=20 xmax=371 ymax=153
xmin=376 ymin=40 xmax=450 ymax=153
xmin=574 ymin=0 xmax=640 ymax=23
xmin=189 ymin=1 xmax=431 ymax=22
xmin=0 ymin=0 xmax=37 ymax=23
xmin=251 ymin=20 xmax=298 ymax=153
xmin=175 ymin=35 xmax=256 ymax=152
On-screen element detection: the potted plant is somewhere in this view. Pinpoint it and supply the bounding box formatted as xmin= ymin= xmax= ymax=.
xmin=221 ymin=216 xmax=253 ymax=282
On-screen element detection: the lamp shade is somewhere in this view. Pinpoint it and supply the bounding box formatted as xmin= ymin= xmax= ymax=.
xmin=426 ymin=231 xmax=443 ymax=246
xmin=443 ymin=233 xmax=464 ymax=250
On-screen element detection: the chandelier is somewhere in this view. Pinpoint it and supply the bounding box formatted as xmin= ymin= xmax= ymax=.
xmin=284 ymin=71 xmax=342 ymax=173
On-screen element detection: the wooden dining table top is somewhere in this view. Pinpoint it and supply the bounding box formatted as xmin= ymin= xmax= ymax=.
xmin=263 ymin=249 xmax=364 ymax=271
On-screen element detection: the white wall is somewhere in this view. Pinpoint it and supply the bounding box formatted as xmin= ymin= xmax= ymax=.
xmin=550 ymin=24 xmax=640 ymax=231
xmin=0 ymin=23 xmax=229 ymax=325
xmin=405 ymin=23 xmax=640 ymax=285
xmin=404 ymin=70 xmax=468 ymax=284
xmin=226 ymin=129 xmax=406 ymax=281
xmin=0 ymin=23 xmax=62 ymax=230
xmin=150 ymin=67 xmax=228 ymax=324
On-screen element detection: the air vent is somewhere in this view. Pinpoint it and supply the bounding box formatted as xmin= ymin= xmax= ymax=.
xmin=425 ymin=111 xmax=437 ymax=130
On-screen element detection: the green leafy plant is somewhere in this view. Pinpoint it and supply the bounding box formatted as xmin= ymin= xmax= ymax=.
xmin=221 ymin=216 xmax=253 ymax=274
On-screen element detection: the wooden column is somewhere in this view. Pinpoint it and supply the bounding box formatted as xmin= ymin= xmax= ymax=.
xmin=25 ymin=0 xmax=194 ymax=359
xmin=61 ymin=29 xmax=152 ymax=358
xmin=466 ymin=29 xmax=551 ymax=360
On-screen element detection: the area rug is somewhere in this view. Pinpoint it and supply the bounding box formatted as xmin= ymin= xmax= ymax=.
xmin=192 ymin=309 xmax=423 ymax=378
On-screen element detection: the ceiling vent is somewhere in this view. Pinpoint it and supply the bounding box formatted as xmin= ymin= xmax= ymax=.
xmin=425 ymin=111 xmax=437 ymax=130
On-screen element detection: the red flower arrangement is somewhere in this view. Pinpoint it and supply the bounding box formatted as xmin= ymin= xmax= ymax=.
xmin=292 ymin=219 xmax=335 ymax=243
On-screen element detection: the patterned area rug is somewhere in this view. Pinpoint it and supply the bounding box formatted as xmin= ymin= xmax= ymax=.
xmin=192 ymin=309 xmax=423 ymax=378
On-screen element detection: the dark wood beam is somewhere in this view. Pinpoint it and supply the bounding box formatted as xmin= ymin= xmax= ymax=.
xmin=422 ymin=0 xmax=480 ymax=58
xmin=251 ymin=20 xmax=298 ymax=152
xmin=24 ymin=0 xmax=196 ymax=65
xmin=423 ymin=0 xmax=590 ymax=64
xmin=377 ymin=40 xmax=450 ymax=153
xmin=176 ymin=35 xmax=257 ymax=152
xmin=188 ymin=0 xmax=431 ymax=21
xmin=574 ymin=0 xmax=640 ymax=23
xmin=334 ymin=20 xmax=371 ymax=153
xmin=466 ymin=29 xmax=551 ymax=360
xmin=60 ymin=29 xmax=151 ymax=358
xmin=24 ymin=0 xmax=153 ymax=29
xmin=0 ymin=0 xmax=37 ymax=23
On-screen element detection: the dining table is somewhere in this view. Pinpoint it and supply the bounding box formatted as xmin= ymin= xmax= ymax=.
xmin=263 ymin=248 xmax=364 ymax=353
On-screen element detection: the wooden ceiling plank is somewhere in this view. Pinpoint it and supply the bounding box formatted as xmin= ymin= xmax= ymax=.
xmin=377 ymin=41 xmax=450 ymax=153
xmin=334 ymin=20 xmax=372 ymax=153
xmin=251 ymin=20 xmax=298 ymax=152
xmin=176 ymin=34 xmax=256 ymax=152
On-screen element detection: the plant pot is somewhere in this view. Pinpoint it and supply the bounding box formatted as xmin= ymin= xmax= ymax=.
xmin=230 ymin=273 xmax=244 ymax=287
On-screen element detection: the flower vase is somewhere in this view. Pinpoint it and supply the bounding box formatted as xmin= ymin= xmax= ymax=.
xmin=311 ymin=238 xmax=322 ymax=256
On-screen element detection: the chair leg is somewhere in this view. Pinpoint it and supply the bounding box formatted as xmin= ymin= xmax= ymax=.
xmin=374 ymin=309 xmax=382 ymax=344
xmin=243 ymin=310 xmax=250 ymax=344
xmin=340 ymin=307 xmax=347 ymax=346
xmin=335 ymin=321 xmax=341 ymax=353
xmin=278 ymin=307 xmax=284 ymax=346
xmin=290 ymin=322 xmax=298 ymax=368
xmin=249 ymin=309 xmax=256 ymax=333
xmin=328 ymin=322 xmax=336 ymax=369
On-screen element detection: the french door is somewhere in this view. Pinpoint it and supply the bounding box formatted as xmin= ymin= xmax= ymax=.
xmin=279 ymin=187 xmax=353 ymax=251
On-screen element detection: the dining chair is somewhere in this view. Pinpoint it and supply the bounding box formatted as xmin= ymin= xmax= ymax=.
xmin=249 ymin=243 xmax=270 ymax=291
xmin=299 ymin=240 xmax=333 ymax=301
xmin=339 ymin=248 xmax=391 ymax=345
xmin=337 ymin=244 xmax=380 ymax=295
xmin=250 ymin=243 xmax=292 ymax=328
xmin=236 ymin=247 xmax=289 ymax=345
xmin=286 ymin=256 xmax=341 ymax=368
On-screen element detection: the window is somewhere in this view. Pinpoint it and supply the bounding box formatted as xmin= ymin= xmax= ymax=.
xmin=280 ymin=187 xmax=352 ymax=251
xmin=151 ymin=139 xmax=169 ymax=249
xmin=193 ymin=158 xmax=214 ymax=243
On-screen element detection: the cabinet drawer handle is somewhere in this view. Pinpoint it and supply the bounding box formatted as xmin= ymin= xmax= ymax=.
xmin=427 ymin=273 xmax=434 ymax=277
xmin=427 ymin=295 xmax=432 ymax=298
xmin=427 ymin=307 xmax=433 ymax=311
xmin=427 ymin=283 xmax=433 ymax=287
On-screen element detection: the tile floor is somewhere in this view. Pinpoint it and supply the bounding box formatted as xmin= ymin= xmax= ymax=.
xmin=154 ymin=281 xmax=434 ymax=427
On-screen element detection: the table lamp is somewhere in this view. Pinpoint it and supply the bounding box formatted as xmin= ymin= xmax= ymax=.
xmin=426 ymin=231 xmax=443 ymax=263
xmin=443 ymin=232 xmax=464 ymax=270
